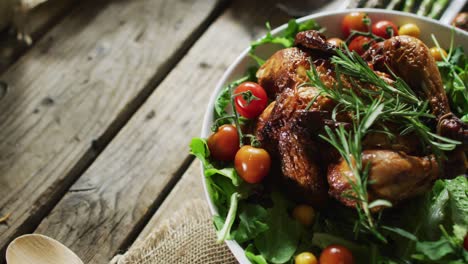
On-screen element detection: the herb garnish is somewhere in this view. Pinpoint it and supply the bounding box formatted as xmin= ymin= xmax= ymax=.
xmin=305 ymin=48 xmax=460 ymax=242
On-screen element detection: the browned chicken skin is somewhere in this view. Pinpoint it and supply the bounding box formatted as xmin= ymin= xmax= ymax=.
xmin=328 ymin=150 xmax=439 ymax=207
xmin=294 ymin=30 xmax=338 ymax=54
xmin=254 ymin=30 xmax=466 ymax=209
xmin=256 ymin=47 xmax=311 ymax=99
xmin=363 ymin=36 xmax=468 ymax=144
xmin=256 ymin=86 xmax=332 ymax=205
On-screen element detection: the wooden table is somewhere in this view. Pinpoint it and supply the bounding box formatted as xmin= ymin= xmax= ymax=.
xmin=0 ymin=0 xmax=291 ymax=262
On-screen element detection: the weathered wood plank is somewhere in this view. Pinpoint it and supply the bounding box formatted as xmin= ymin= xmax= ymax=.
xmin=133 ymin=161 xmax=204 ymax=244
xmin=0 ymin=0 xmax=77 ymax=73
xmin=35 ymin=0 xmax=288 ymax=263
xmin=0 ymin=0 xmax=224 ymax=259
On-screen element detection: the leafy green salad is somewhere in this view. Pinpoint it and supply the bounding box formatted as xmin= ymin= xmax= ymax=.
xmin=191 ymin=16 xmax=468 ymax=264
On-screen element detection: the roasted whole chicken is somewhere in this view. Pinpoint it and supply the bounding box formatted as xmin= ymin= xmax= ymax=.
xmin=255 ymin=30 xmax=467 ymax=209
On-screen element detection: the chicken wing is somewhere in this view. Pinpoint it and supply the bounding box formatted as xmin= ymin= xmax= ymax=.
xmin=256 ymin=47 xmax=311 ymax=99
xmin=328 ymin=150 xmax=439 ymax=208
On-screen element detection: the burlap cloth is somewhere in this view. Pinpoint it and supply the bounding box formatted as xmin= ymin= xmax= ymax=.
xmin=110 ymin=199 xmax=238 ymax=264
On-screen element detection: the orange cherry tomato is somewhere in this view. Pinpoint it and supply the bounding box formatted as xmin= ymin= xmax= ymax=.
xmin=327 ymin=37 xmax=345 ymax=48
xmin=319 ymin=245 xmax=354 ymax=264
xmin=342 ymin=12 xmax=369 ymax=37
xmin=348 ymin=36 xmax=374 ymax=55
xmin=292 ymin=205 xmax=316 ymax=226
xmin=430 ymin=47 xmax=447 ymax=61
xmin=234 ymin=145 xmax=271 ymax=183
xmin=207 ymin=124 xmax=239 ymax=161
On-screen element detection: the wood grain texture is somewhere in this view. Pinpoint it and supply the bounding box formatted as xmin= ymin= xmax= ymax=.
xmin=133 ymin=161 xmax=204 ymax=244
xmin=0 ymin=0 xmax=77 ymax=73
xmin=35 ymin=0 xmax=289 ymax=263
xmin=0 ymin=0 xmax=223 ymax=259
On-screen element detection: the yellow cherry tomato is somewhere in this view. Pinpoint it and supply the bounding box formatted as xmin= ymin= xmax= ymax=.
xmin=430 ymin=47 xmax=447 ymax=61
xmin=327 ymin=37 xmax=345 ymax=48
xmin=292 ymin=204 xmax=315 ymax=226
xmin=295 ymin=252 xmax=318 ymax=264
xmin=398 ymin=23 xmax=420 ymax=38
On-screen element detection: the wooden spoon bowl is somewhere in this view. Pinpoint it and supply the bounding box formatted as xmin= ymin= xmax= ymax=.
xmin=6 ymin=234 xmax=83 ymax=264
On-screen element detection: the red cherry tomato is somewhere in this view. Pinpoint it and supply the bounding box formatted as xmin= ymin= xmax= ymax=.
xmin=327 ymin=37 xmax=344 ymax=48
xmin=234 ymin=145 xmax=271 ymax=183
xmin=207 ymin=124 xmax=239 ymax=161
xmin=372 ymin=20 xmax=398 ymax=39
xmin=348 ymin=36 xmax=374 ymax=55
xmin=342 ymin=12 xmax=369 ymax=37
xmin=233 ymin=82 xmax=268 ymax=119
xmin=464 ymin=233 xmax=468 ymax=251
xmin=319 ymin=245 xmax=354 ymax=264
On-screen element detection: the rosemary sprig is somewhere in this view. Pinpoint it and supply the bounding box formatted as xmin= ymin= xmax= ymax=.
xmin=308 ymin=65 xmax=390 ymax=241
xmin=328 ymin=49 xmax=460 ymax=157
xmin=320 ymin=101 xmax=390 ymax=242
xmin=305 ymin=48 xmax=460 ymax=241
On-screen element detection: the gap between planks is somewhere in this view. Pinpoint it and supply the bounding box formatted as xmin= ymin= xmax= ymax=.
xmin=0 ymin=0 xmax=78 ymax=74
xmin=0 ymin=0 xmax=228 ymax=261
xmin=34 ymin=0 xmax=290 ymax=263
xmin=130 ymin=160 xmax=203 ymax=245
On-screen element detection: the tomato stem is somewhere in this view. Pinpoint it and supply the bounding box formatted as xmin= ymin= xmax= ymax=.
xmin=244 ymin=134 xmax=261 ymax=148
xmin=211 ymin=115 xmax=236 ymax=132
xmin=232 ymin=90 xmax=260 ymax=106
xmin=229 ymin=82 xmax=245 ymax=147
xmin=346 ymin=15 xmax=384 ymax=44
xmin=345 ymin=30 xmax=384 ymax=44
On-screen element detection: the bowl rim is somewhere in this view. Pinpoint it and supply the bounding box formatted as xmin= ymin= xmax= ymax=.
xmin=199 ymin=8 xmax=468 ymax=264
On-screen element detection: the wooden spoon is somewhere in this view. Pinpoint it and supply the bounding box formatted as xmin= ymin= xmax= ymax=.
xmin=6 ymin=234 xmax=84 ymax=264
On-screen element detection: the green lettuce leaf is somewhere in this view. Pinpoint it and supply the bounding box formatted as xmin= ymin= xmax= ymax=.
xmin=189 ymin=138 xmax=241 ymax=186
xmin=245 ymin=244 xmax=268 ymax=264
xmin=251 ymin=19 xmax=321 ymax=51
xmin=232 ymin=204 xmax=269 ymax=243
xmin=254 ymin=192 xmax=302 ymax=264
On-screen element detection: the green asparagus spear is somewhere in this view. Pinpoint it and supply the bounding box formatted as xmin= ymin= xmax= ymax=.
xmin=403 ymin=0 xmax=415 ymax=12
xmin=428 ymin=0 xmax=450 ymax=19
xmin=386 ymin=0 xmax=402 ymax=10
xmin=357 ymin=0 xmax=369 ymax=8
xmin=417 ymin=0 xmax=435 ymax=16
xmin=364 ymin=0 xmax=384 ymax=8
xmin=347 ymin=0 xmax=363 ymax=8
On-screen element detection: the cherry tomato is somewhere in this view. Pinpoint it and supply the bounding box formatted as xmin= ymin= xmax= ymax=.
xmin=233 ymin=82 xmax=268 ymax=119
xmin=327 ymin=37 xmax=345 ymax=48
xmin=293 ymin=205 xmax=315 ymax=226
xmin=430 ymin=47 xmax=447 ymax=61
xmin=399 ymin=23 xmax=420 ymax=38
xmin=207 ymin=124 xmax=239 ymax=161
xmin=234 ymin=145 xmax=271 ymax=183
xmin=342 ymin=12 xmax=369 ymax=37
xmin=319 ymin=245 xmax=354 ymax=264
xmin=463 ymin=233 xmax=468 ymax=251
xmin=295 ymin=252 xmax=318 ymax=264
xmin=372 ymin=20 xmax=398 ymax=39
xmin=348 ymin=36 xmax=374 ymax=55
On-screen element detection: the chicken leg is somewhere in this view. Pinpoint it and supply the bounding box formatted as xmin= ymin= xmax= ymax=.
xmin=363 ymin=36 xmax=467 ymax=144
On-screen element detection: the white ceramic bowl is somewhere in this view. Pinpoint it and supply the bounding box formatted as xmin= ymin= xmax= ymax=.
xmin=201 ymin=9 xmax=468 ymax=264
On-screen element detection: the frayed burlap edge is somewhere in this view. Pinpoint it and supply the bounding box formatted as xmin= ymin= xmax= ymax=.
xmin=110 ymin=199 xmax=237 ymax=264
